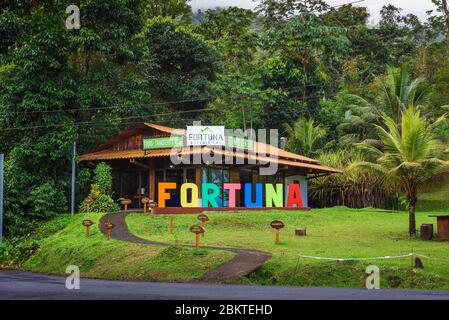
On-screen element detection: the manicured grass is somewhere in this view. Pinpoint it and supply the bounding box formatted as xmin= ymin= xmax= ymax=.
xmin=22 ymin=212 xmax=234 ymax=281
xmin=417 ymin=189 xmax=449 ymax=213
xmin=127 ymin=207 xmax=449 ymax=289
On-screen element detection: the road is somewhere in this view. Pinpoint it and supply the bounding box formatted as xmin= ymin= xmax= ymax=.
xmin=1 ymin=271 xmax=449 ymax=300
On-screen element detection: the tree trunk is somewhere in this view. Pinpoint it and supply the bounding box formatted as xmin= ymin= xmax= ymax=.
xmin=409 ymin=205 xmax=416 ymax=236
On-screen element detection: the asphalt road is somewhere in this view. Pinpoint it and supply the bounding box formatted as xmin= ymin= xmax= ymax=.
xmin=1 ymin=271 xmax=449 ymax=300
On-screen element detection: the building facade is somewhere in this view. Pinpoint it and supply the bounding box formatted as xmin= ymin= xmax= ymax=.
xmin=79 ymin=123 xmax=340 ymax=213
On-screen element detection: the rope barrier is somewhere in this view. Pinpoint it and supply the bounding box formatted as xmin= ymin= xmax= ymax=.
xmin=298 ymin=253 xmax=427 ymax=261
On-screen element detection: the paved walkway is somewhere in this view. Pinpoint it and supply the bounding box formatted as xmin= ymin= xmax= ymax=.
xmin=99 ymin=212 xmax=272 ymax=282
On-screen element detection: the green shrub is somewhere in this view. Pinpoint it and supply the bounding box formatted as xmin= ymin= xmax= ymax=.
xmin=93 ymin=162 xmax=113 ymax=194
xmin=79 ymin=185 xmax=118 ymax=213
xmin=0 ymin=242 xmax=15 ymax=262
xmin=90 ymin=194 xmax=119 ymax=213
xmin=29 ymin=181 xmax=68 ymax=218
xmin=79 ymin=163 xmax=119 ymax=213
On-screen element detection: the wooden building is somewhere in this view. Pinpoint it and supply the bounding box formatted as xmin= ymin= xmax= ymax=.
xmin=79 ymin=123 xmax=340 ymax=213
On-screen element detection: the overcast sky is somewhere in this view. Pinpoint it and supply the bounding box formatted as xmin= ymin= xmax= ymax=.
xmin=190 ymin=0 xmax=438 ymax=23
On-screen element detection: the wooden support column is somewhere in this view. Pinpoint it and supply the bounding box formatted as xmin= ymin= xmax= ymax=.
xmin=149 ymin=161 xmax=155 ymax=202
xmin=195 ymin=167 xmax=202 ymax=199
xmin=230 ymin=168 xmax=240 ymax=206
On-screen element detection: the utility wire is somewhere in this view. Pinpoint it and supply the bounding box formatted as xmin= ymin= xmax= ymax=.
xmin=0 ymin=92 xmax=329 ymax=132
xmin=0 ymin=83 xmax=325 ymax=116
xmin=332 ymin=0 xmax=366 ymax=9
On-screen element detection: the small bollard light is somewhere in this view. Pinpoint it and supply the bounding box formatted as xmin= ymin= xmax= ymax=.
xmin=141 ymin=197 xmax=150 ymax=214
xmin=84 ymin=198 xmax=92 ymax=213
xmin=120 ymin=199 xmax=132 ymax=212
xmin=197 ymin=214 xmax=209 ymax=237
xmin=270 ymin=220 xmax=285 ymax=244
xmin=104 ymin=221 xmax=115 ymax=240
xmin=82 ymin=219 xmax=94 ymax=238
xmin=190 ymin=225 xmax=205 ymax=249
xmin=149 ymin=201 xmax=157 ymax=218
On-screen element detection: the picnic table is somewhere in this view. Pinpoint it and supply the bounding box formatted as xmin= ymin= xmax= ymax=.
xmin=428 ymin=215 xmax=449 ymax=241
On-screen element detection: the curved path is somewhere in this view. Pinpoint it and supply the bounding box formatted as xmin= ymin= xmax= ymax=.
xmin=99 ymin=212 xmax=272 ymax=282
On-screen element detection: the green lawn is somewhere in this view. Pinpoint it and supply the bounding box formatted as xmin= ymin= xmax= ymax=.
xmin=4 ymin=189 xmax=449 ymax=289
xmin=127 ymin=207 xmax=449 ymax=289
xmin=417 ymin=189 xmax=449 ymax=212
xmin=20 ymin=212 xmax=234 ymax=281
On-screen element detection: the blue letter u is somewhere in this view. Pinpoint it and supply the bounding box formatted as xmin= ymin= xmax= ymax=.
xmin=244 ymin=183 xmax=263 ymax=207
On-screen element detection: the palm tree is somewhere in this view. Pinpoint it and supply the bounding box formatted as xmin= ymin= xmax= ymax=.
xmin=356 ymin=107 xmax=448 ymax=236
xmin=284 ymin=118 xmax=326 ymax=157
xmin=339 ymin=64 xmax=432 ymax=142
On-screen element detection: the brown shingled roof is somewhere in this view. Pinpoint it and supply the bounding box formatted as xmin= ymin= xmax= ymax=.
xmin=79 ymin=123 xmax=340 ymax=174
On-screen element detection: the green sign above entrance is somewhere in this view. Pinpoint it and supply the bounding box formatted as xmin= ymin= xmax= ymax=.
xmin=227 ymin=136 xmax=254 ymax=151
xmin=143 ymin=136 xmax=184 ymax=150
xmin=143 ymin=134 xmax=253 ymax=150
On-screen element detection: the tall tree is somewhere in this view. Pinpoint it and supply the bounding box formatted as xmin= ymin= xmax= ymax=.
xmin=430 ymin=0 xmax=449 ymax=60
xmin=339 ymin=64 xmax=433 ymax=142
xmin=140 ymin=17 xmax=217 ymax=117
xmin=144 ymin=0 xmax=192 ymax=23
xmin=0 ymin=0 xmax=155 ymax=235
xmin=260 ymin=12 xmax=349 ymax=128
xmin=284 ymin=118 xmax=326 ymax=157
xmin=256 ymin=0 xmax=329 ymax=26
xmin=357 ymin=107 xmax=448 ymax=236
xmin=198 ymin=7 xmax=263 ymax=130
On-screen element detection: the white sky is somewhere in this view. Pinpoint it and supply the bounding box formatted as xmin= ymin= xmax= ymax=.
xmin=190 ymin=0 xmax=438 ymax=23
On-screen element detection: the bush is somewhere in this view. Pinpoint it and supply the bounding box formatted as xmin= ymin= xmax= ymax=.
xmin=79 ymin=163 xmax=118 ymax=213
xmin=93 ymin=162 xmax=113 ymax=194
xmin=29 ymin=181 xmax=68 ymax=219
xmin=0 ymin=242 xmax=15 ymax=262
xmin=90 ymin=194 xmax=119 ymax=213
xmin=79 ymin=184 xmax=119 ymax=213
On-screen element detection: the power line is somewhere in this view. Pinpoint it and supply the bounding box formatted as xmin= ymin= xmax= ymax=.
xmin=0 ymin=92 xmax=329 ymax=132
xmin=0 ymin=83 xmax=325 ymax=116
xmin=332 ymin=0 xmax=366 ymax=10
xmin=0 ymin=109 xmax=207 ymax=132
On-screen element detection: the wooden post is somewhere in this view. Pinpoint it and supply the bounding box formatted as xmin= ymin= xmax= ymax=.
xmin=195 ymin=167 xmax=202 ymax=200
xmin=85 ymin=198 xmax=92 ymax=213
xmin=190 ymin=225 xmax=204 ymax=249
xmin=195 ymin=233 xmax=199 ymax=249
xmin=149 ymin=164 xmax=155 ymax=202
xmin=103 ymin=221 xmax=114 ymax=241
xmin=170 ymin=216 xmax=174 ymax=233
xmin=198 ymin=214 xmax=209 ymax=238
xmin=143 ymin=202 xmax=147 ymax=213
xmin=82 ymin=220 xmax=93 ymax=239
xmin=271 ymin=220 xmax=284 ymax=245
